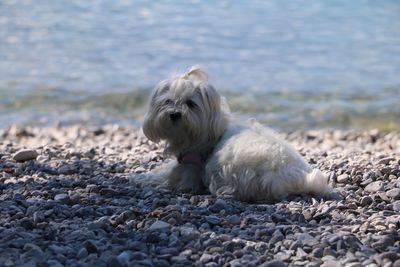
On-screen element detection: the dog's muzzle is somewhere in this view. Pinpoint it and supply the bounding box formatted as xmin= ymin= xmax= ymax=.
xmin=169 ymin=112 xmax=182 ymax=123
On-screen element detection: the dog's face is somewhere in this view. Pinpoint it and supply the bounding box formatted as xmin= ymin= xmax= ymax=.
xmin=143 ymin=68 xmax=229 ymax=154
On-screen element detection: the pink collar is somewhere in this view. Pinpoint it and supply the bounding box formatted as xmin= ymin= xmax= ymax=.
xmin=178 ymin=152 xmax=205 ymax=168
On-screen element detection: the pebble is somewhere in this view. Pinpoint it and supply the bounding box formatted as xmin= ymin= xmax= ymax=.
xmin=32 ymin=211 xmax=45 ymax=223
xmin=376 ymin=157 xmax=395 ymax=165
xmin=116 ymin=251 xmax=133 ymax=265
xmin=23 ymin=243 xmax=43 ymax=253
xmin=226 ymin=215 xmax=241 ymax=225
xmin=260 ymin=260 xmax=287 ymax=267
xmin=364 ymin=181 xmax=384 ymax=193
xmin=1 ymin=126 xmax=400 ymax=266
xmin=360 ymin=196 xmax=373 ymax=207
xmin=148 ymin=220 xmax=171 ymax=231
xmin=209 ymin=198 xmax=228 ymax=213
xmin=372 ymin=236 xmax=395 ymax=251
xmin=13 ymin=149 xmax=38 ymax=162
xmin=20 ymin=218 xmax=34 ymax=230
xmin=269 ymin=232 xmax=284 ymax=247
xmin=108 ymin=257 xmax=124 ymax=267
xmin=386 ymin=188 xmax=400 ymax=199
xmin=337 ymin=174 xmax=349 ymax=183
xmin=180 ymin=227 xmax=200 ymax=242
xmin=54 ymin=194 xmax=70 ymax=204
xmin=77 ymin=247 xmax=88 ymax=259
xmin=393 ymin=201 xmax=400 ymax=212
xmin=199 ymin=253 xmax=213 ymax=263
xmin=205 ymin=215 xmax=221 ymax=225
xmin=84 ymin=240 xmax=98 ymax=254
xmin=379 ymin=251 xmax=399 ymax=262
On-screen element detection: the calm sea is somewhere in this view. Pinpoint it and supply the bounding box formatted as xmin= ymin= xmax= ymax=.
xmin=1 ymin=0 xmax=399 ymax=130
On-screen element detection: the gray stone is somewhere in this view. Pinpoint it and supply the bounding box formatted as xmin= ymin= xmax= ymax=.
xmin=205 ymin=215 xmax=221 ymax=225
xmin=274 ymin=251 xmax=291 ymax=262
xmin=269 ymin=233 xmax=284 ymax=247
xmin=47 ymin=260 xmax=64 ymax=267
xmin=226 ymin=215 xmax=241 ymax=225
xmin=3 ymin=260 xmax=15 ymax=267
xmin=84 ymin=240 xmax=98 ymax=254
xmin=323 ymin=247 xmax=336 ymax=257
xmin=337 ymin=174 xmax=349 ymax=183
xmin=77 ymin=247 xmax=88 ymax=259
xmin=393 ymin=201 xmax=400 ymax=212
xmin=20 ymin=260 xmax=38 ymax=267
xmin=180 ymin=227 xmax=200 ymax=242
xmin=302 ymin=209 xmax=315 ymax=221
xmin=360 ymin=196 xmax=373 ymax=207
xmin=23 ymin=243 xmax=43 ymax=253
xmin=32 ymin=211 xmax=45 ymax=223
xmin=128 ymin=252 xmax=146 ymax=261
xmin=159 ymin=247 xmax=180 ymax=256
xmin=372 ymin=236 xmax=395 ymax=251
xmin=199 ymin=253 xmax=213 ymax=263
xmin=108 ymin=256 xmax=123 ymax=267
xmin=48 ymin=244 xmax=65 ymax=255
xmin=260 ymin=259 xmax=287 ymax=267
xmin=130 ymin=241 xmax=147 ymax=251
xmin=54 ymin=193 xmax=70 ymax=204
xmin=148 ymin=220 xmax=171 ymax=231
xmin=376 ymin=157 xmax=395 ymax=165
xmin=209 ymin=198 xmax=228 ymax=213
xmin=296 ymin=247 xmax=308 ymax=259
xmin=345 ymin=263 xmax=362 ymax=267
xmin=321 ymin=256 xmax=340 ymax=267
xmin=58 ymin=165 xmax=76 ymax=174
xmin=311 ymin=247 xmax=323 ymax=258
xmin=229 ymin=259 xmax=242 ymax=267
xmin=288 ymin=240 xmax=301 ymax=251
xmin=171 ymin=255 xmax=192 ymax=266
xmin=153 ymin=259 xmax=171 ymax=267
xmin=379 ymin=251 xmax=399 ymax=262
xmin=386 ymin=188 xmax=400 ymax=199
xmin=13 ymin=149 xmax=38 ymax=162
xmin=295 ymin=233 xmax=318 ymax=246
xmin=20 ymin=218 xmax=34 ymax=230
xmin=365 ymin=181 xmax=384 ymax=193
xmin=117 ymin=251 xmax=133 ymax=266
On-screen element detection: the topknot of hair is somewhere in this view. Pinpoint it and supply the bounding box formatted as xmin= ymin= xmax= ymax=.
xmin=181 ymin=65 xmax=208 ymax=82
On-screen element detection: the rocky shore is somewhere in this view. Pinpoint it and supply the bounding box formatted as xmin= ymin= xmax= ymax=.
xmin=0 ymin=125 xmax=399 ymax=267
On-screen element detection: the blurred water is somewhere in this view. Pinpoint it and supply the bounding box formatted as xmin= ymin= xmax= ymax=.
xmin=0 ymin=0 xmax=399 ymax=130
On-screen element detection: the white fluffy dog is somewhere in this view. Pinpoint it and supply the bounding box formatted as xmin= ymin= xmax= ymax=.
xmin=142 ymin=66 xmax=331 ymax=202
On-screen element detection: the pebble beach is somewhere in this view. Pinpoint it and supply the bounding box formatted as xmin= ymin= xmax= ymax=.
xmin=0 ymin=125 xmax=399 ymax=267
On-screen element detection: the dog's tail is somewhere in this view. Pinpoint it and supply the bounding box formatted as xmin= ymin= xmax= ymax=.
xmin=304 ymin=169 xmax=332 ymax=197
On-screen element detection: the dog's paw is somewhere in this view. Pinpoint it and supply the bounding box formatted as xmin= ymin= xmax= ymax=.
xmin=176 ymin=178 xmax=206 ymax=194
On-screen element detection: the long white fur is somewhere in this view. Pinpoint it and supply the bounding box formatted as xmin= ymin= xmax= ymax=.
xmin=142 ymin=66 xmax=332 ymax=202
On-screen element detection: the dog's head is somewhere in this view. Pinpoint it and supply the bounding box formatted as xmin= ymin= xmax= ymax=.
xmin=143 ymin=66 xmax=229 ymax=154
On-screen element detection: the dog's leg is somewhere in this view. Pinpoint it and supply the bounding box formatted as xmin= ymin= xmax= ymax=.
xmin=167 ymin=163 xmax=206 ymax=194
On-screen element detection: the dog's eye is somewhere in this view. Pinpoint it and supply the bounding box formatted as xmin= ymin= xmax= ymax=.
xmin=164 ymin=99 xmax=173 ymax=105
xmin=186 ymin=100 xmax=196 ymax=109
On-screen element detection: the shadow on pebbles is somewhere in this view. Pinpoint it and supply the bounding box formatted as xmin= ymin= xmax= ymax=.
xmin=0 ymin=125 xmax=399 ymax=267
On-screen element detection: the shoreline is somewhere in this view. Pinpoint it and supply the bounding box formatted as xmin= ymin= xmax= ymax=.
xmin=1 ymin=125 xmax=399 ymax=266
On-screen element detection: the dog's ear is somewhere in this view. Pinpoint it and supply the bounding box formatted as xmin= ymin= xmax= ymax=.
xmin=149 ymin=81 xmax=170 ymax=106
xmin=198 ymin=84 xmax=229 ymax=142
xmin=142 ymin=109 xmax=159 ymax=142
xmin=142 ymin=81 xmax=171 ymax=142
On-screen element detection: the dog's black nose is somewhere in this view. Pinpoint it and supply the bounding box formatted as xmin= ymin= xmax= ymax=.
xmin=169 ymin=112 xmax=182 ymax=122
